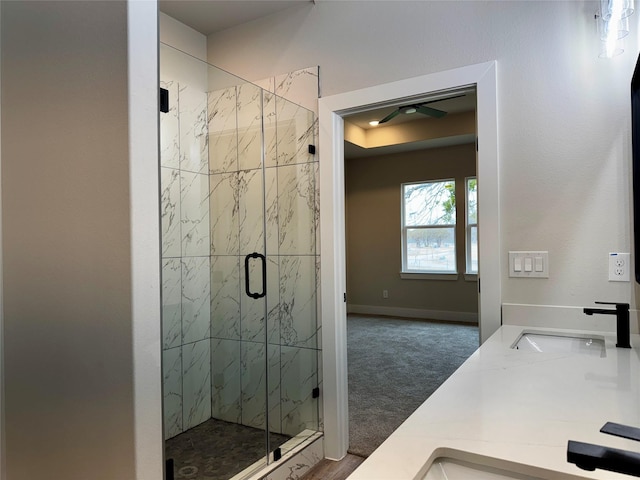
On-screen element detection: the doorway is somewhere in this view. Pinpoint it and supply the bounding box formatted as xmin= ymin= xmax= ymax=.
xmin=342 ymin=90 xmax=480 ymax=456
xmin=318 ymin=61 xmax=500 ymax=460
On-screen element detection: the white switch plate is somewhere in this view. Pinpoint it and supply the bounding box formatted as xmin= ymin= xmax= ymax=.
xmin=509 ymin=251 xmax=549 ymax=278
xmin=609 ymin=252 xmax=630 ymax=282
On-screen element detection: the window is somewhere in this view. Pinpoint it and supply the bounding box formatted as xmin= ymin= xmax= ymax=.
xmin=466 ymin=177 xmax=478 ymax=274
xmin=401 ymin=180 xmax=456 ymax=273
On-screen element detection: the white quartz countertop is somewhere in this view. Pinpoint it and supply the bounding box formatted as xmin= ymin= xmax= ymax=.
xmin=347 ymin=325 xmax=640 ymax=480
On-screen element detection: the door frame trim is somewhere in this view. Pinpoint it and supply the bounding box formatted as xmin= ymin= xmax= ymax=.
xmin=318 ymin=61 xmax=500 ymax=460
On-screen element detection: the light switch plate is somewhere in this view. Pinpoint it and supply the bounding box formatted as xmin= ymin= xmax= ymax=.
xmin=609 ymin=252 xmax=630 ymax=282
xmin=509 ymin=251 xmax=549 ymax=278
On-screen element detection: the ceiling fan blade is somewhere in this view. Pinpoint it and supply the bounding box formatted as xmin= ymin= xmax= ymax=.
xmin=422 ymin=94 xmax=465 ymax=105
xmin=416 ymin=105 xmax=447 ymax=118
xmin=378 ymin=109 xmax=401 ymax=124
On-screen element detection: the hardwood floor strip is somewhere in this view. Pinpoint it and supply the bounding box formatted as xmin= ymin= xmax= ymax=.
xmin=301 ymin=454 xmax=366 ymax=480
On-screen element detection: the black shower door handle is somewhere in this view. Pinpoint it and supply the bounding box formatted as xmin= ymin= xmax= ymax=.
xmin=244 ymin=252 xmax=266 ymax=299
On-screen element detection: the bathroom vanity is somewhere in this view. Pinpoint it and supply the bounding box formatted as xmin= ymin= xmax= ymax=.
xmin=347 ymin=325 xmax=640 ymax=479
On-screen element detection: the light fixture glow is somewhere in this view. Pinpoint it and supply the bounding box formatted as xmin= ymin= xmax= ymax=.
xmin=597 ymin=14 xmax=625 ymax=57
xmin=596 ymin=1 xmax=632 ymax=59
xmin=369 ymin=120 xmax=379 ymax=126
xmin=404 ymin=107 xmax=417 ymax=114
xmin=601 ymin=0 xmax=634 ymax=20
xmin=605 ymin=34 xmax=620 ymax=57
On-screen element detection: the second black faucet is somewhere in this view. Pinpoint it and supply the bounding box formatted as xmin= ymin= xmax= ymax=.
xmin=583 ymin=302 xmax=631 ymax=349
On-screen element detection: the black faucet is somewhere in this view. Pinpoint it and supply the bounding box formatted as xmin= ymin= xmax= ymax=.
xmin=568 ymin=422 xmax=640 ymax=477
xmin=583 ymin=302 xmax=631 ymax=349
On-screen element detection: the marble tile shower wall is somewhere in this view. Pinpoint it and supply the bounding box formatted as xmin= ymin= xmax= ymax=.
xmin=257 ymin=67 xmax=323 ymax=437
xmin=208 ymin=82 xmax=320 ymax=438
xmin=160 ymin=69 xmax=321 ymax=442
xmin=161 ymin=79 xmax=212 ymax=439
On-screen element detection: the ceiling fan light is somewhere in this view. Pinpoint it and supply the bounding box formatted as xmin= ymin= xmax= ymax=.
xmin=369 ymin=120 xmax=379 ymax=126
xmin=404 ymin=107 xmax=417 ymax=114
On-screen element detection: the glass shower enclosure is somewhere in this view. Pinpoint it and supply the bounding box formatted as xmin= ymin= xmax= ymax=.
xmin=160 ymin=43 xmax=321 ymax=479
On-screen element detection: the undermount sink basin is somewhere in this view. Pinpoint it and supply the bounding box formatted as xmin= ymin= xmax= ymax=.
xmin=422 ymin=457 xmax=544 ymax=480
xmin=511 ymin=332 xmax=606 ymax=358
xmin=420 ymin=450 xmax=567 ymax=480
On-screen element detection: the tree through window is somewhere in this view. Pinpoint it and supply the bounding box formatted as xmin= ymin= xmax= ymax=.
xmin=402 ymin=180 xmax=456 ymax=273
xmin=466 ymin=177 xmax=478 ymax=274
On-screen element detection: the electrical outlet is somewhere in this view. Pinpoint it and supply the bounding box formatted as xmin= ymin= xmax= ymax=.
xmin=382 ymin=289 xmax=389 ymax=299
xmin=609 ymin=252 xmax=630 ymax=282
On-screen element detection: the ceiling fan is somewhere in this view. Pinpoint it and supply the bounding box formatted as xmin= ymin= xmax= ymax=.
xmin=374 ymin=94 xmax=465 ymax=125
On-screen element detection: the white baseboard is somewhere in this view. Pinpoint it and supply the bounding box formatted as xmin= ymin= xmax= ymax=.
xmin=502 ymin=303 xmax=640 ymax=334
xmin=347 ymin=304 xmax=478 ymax=324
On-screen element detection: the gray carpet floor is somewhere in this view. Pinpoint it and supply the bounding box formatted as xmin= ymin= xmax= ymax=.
xmin=347 ymin=315 xmax=479 ymax=458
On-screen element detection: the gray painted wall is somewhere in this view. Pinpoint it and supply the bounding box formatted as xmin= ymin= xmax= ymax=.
xmin=206 ymin=1 xmax=640 ymax=315
xmin=346 ymin=143 xmax=478 ymax=318
xmin=1 ymin=2 xmax=161 ymax=478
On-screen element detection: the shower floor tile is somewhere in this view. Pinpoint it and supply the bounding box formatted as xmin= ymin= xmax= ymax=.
xmin=165 ymin=418 xmax=291 ymax=480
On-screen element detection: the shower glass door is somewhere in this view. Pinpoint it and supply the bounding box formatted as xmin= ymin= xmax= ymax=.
xmin=209 ymin=77 xmax=273 ymax=477
xmin=160 ymin=42 xmax=320 ymax=480
xmin=262 ymin=90 xmax=320 ymax=460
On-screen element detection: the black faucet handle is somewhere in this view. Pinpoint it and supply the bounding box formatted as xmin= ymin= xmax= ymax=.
xmin=601 ymin=422 xmax=640 ymax=442
xmin=595 ymin=302 xmax=630 ymax=309
xmin=568 ymin=439 xmax=640 ymax=477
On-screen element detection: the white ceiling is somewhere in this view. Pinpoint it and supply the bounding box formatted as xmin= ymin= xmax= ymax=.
xmin=159 ymin=0 xmax=313 ymax=35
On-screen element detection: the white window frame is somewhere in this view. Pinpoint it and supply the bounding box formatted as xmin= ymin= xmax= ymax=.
xmin=466 ymin=176 xmax=478 ymax=277
xmin=401 ymin=179 xmax=457 ymax=278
